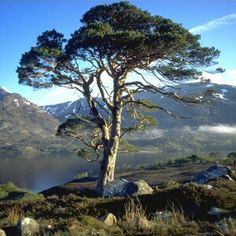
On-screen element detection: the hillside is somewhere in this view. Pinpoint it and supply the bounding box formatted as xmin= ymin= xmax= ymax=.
xmin=0 ymin=87 xmax=74 ymax=157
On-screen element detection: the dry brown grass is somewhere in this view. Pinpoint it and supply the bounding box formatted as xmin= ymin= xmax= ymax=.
xmin=120 ymin=198 xmax=199 ymax=236
xmin=7 ymin=206 xmax=24 ymax=225
xmin=122 ymin=198 xmax=150 ymax=234
xmin=214 ymin=218 xmax=236 ymax=236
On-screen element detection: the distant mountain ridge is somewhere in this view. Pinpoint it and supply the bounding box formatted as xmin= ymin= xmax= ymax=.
xmin=42 ymin=83 xmax=236 ymax=127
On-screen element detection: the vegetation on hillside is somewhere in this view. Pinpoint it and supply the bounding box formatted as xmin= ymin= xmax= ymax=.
xmin=0 ymin=175 xmax=236 ymax=235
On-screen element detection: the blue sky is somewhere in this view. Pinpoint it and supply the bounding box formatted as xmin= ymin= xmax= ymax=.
xmin=0 ymin=0 xmax=236 ymax=105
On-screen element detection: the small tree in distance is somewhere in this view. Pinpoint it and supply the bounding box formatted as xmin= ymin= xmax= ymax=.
xmin=17 ymin=2 xmax=223 ymax=195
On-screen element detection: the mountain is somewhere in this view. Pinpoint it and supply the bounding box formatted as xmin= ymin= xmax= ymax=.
xmin=137 ymin=82 xmax=236 ymax=127
xmin=42 ymin=83 xmax=236 ymax=156
xmin=0 ymin=87 xmax=74 ymax=157
xmin=42 ymin=83 xmax=236 ymax=127
xmin=43 ymin=99 xmax=91 ymax=123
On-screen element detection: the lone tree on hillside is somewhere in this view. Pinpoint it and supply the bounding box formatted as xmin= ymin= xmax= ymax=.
xmin=17 ymin=2 xmax=222 ymax=195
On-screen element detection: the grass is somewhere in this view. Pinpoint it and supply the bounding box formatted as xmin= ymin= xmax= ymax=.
xmin=7 ymin=206 xmax=24 ymax=225
xmin=118 ymin=198 xmax=200 ymax=236
xmin=73 ymin=172 xmax=89 ymax=180
xmin=0 ymin=182 xmax=44 ymax=202
xmin=214 ymin=218 xmax=236 ymax=236
xmin=122 ymin=198 xmax=150 ymax=234
xmin=135 ymin=153 xmax=236 ymax=171
xmin=0 ymin=182 xmax=22 ymax=199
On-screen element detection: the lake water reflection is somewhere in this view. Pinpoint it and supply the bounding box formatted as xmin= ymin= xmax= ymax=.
xmin=0 ymin=152 xmax=169 ymax=192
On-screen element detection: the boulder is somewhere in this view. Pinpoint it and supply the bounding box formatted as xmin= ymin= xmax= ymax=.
xmin=132 ymin=180 xmax=154 ymax=196
xmin=103 ymin=179 xmax=153 ymax=197
xmin=17 ymin=217 xmax=40 ymax=236
xmin=0 ymin=230 xmax=6 ymax=236
xmin=99 ymin=213 xmax=117 ymax=226
xmin=103 ymin=179 xmax=130 ymax=197
xmin=207 ymin=207 xmax=231 ymax=217
xmin=193 ymin=165 xmax=233 ymax=184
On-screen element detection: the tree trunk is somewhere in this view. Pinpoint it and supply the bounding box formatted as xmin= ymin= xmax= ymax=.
xmin=96 ymin=136 xmax=120 ymax=195
xmin=96 ymin=108 xmax=122 ymax=195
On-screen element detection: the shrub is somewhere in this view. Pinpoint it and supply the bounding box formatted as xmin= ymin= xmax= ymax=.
xmin=73 ymin=172 xmax=89 ymax=179
xmin=166 ymin=180 xmax=181 ymax=189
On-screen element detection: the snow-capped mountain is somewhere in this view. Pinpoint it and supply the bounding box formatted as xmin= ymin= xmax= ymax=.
xmin=43 ymin=99 xmax=91 ymax=122
xmin=42 ymin=83 xmax=236 ymax=128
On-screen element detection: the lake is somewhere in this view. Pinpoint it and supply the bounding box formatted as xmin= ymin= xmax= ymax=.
xmin=0 ymin=152 xmax=172 ymax=192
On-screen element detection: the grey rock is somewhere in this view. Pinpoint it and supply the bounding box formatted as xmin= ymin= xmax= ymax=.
xmin=0 ymin=229 xmax=6 ymax=236
xmin=99 ymin=213 xmax=117 ymax=226
xmin=103 ymin=179 xmax=131 ymax=197
xmin=155 ymin=211 xmax=173 ymax=223
xmin=207 ymin=207 xmax=231 ymax=216
xmin=17 ymin=217 xmax=40 ymax=236
xmin=203 ymin=184 xmax=213 ymax=189
xmin=193 ymin=165 xmax=233 ymax=184
xmin=103 ymin=179 xmax=153 ymax=197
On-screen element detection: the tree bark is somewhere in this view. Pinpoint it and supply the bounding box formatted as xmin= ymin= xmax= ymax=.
xmin=96 ymin=137 xmax=120 ymax=195
xmin=96 ymin=107 xmax=122 ymax=195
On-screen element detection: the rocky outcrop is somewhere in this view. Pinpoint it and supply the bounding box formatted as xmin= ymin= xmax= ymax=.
xmin=103 ymin=179 xmax=153 ymax=197
xmin=193 ymin=165 xmax=233 ymax=184
xmin=17 ymin=217 xmax=40 ymax=236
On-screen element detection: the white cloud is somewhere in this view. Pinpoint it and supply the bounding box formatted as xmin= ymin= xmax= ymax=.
xmin=128 ymin=128 xmax=166 ymax=140
xmin=28 ymin=71 xmax=115 ymax=106
xmin=202 ymin=69 xmax=236 ymax=86
xmin=190 ymin=14 xmax=236 ymax=34
xmin=183 ymin=124 xmax=236 ymax=135
xmin=35 ymin=87 xmax=80 ymax=106
xmin=198 ymin=124 xmax=236 ymax=134
xmin=31 ymin=72 xmax=114 ymax=105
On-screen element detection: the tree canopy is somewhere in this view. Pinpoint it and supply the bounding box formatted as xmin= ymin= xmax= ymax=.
xmin=18 ymin=2 xmax=221 ymax=88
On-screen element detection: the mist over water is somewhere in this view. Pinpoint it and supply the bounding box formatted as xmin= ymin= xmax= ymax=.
xmin=0 ymin=153 xmax=167 ymax=192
